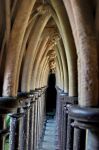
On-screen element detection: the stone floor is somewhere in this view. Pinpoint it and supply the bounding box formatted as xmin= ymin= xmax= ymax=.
xmin=39 ymin=115 xmax=58 ymax=150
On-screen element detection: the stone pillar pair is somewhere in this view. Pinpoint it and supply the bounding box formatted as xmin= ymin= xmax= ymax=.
xmin=33 ymin=88 xmax=46 ymax=150
xmin=0 ymin=115 xmax=9 ymax=150
xmin=56 ymin=90 xmax=79 ymax=150
xmin=3 ymin=92 xmax=35 ymax=150
xmin=0 ymin=88 xmax=46 ymax=150
xmin=0 ymin=96 xmax=19 ymax=150
xmin=68 ymin=106 xmax=99 ymax=150
xmin=8 ymin=92 xmax=35 ymax=150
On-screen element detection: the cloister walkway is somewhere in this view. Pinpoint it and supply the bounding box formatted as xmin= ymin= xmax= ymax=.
xmin=39 ymin=115 xmax=58 ymax=150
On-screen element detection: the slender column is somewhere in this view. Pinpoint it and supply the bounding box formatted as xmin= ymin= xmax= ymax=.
xmin=61 ymin=98 xmax=65 ymax=150
xmin=62 ymin=93 xmax=70 ymax=150
xmin=28 ymin=95 xmax=35 ymax=150
xmin=40 ymin=91 xmax=45 ymax=138
xmin=68 ymin=106 xmax=99 ymax=150
xmin=56 ymin=91 xmax=68 ymax=150
xmin=0 ymin=116 xmax=4 ymax=150
xmin=28 ymin=102 xmax=32 ymax=150
xmin=33 ymin=99 xmax=36 ymax=150
xmin=19 ymin=102 xmax=30 ymax=150
xmin=38 ymin=94 xmax=41 ymax=145
xmin=0 ymin=116 xmax=6 ymax=150
xmin=37 ymin=96 xmax=40 ymax=149
xmin=39 ymin=95 xmax=42 ymax=139
xmin=0 ymin=97 xmax=18 ymax=150
xmin=33 ymin=92 xmax=39 ymax=150
xmin=73 ymin=127 xmax=85 ymax=150
xmin=62 ymin=105 xmax=67 ymax=150
xmin=86 ymin=130 xmax=99 ymax=150
xmin=9 ymin=113 xmax=23 ymax=150
xmin=35 ymin=100 xmax=38 ymax=150
xmin=56 ymin=90 xmax=63 ymax=150
xmin=36 ymin=91 xmax=42 ymax=149
xmin=62 ymin=96 xmax=78 ymax=150
xmin=66 ymin=115 xmax=73 ymax=150
xmin=60 ymin=93 xmax=63 ymax=149
xmin=31 ymin=101 xmax=35 ymax=150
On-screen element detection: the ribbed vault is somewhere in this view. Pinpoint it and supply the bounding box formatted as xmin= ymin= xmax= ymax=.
xmin=0 ymin=1 xmax=99 ymax=150
xmin=0 ymin=0 xmax=99 ymax=106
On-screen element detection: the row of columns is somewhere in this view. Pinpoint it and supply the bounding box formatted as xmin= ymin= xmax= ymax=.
xmin=56 ymin=89 xmax=99 ymax=150
xmin=56 ymin=89 xmax=78 ymax=150
xmin=0 ymin=87 xmax=46 ymax=150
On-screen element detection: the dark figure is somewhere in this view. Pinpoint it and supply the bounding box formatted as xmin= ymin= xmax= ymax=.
xmin=45 ymin=73 xmax=57 ymax=114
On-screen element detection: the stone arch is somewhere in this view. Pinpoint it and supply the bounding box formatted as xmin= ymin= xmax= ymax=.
xmin=4 ymin=1 xmax=77 ymax=98
xmin=19 ymin=4 xmax=77 ymax=96
xmin=3 ymin=0 xmax=36 ymax=96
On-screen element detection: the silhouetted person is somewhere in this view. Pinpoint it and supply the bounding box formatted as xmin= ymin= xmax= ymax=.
xmin=45 ymin=73 xmax=57 ymax=114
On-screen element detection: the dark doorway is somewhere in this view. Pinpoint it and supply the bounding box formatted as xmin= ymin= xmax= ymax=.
xmin=45 ymin=73 xmax=57 ymax=115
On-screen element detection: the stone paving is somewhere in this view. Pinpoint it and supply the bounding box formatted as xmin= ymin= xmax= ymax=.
xmin=39 ymin=116 xmax=58 ymax=150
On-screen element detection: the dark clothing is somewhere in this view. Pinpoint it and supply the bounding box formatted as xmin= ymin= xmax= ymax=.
xmin=45 ymin=73 xmax=57 ymax=113
xmin=45 ymin=86 xmax=57 ymax=113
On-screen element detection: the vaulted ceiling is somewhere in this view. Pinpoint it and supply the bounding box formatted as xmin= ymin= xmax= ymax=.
xmin=0 ymin=0 xmax=99 ymax=107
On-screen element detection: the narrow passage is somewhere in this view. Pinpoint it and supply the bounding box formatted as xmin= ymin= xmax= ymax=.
xmin=39 ymin=115 xmax=58 ymax=150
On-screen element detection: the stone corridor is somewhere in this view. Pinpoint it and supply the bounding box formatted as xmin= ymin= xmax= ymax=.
xmin=0 ymin=0 xmax=99 ymax=150
xmin=39 ymin=115 xmax=58 ymax=150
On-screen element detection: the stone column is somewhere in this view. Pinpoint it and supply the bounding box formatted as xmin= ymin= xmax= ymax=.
xmin=0 ymin=116 xmax=6 ymax=150
xmin=68 ymin=105 xmax=99 ymax=150
xmin=9 ymin=112 xmax=23 ymax=150
xmin=19 ymin=102 xmax=31 ymax=150
xmin=0 ymin=97 xmax=19 ymax=150
xmin=34 ymin=91 xmax=39 ymax=150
